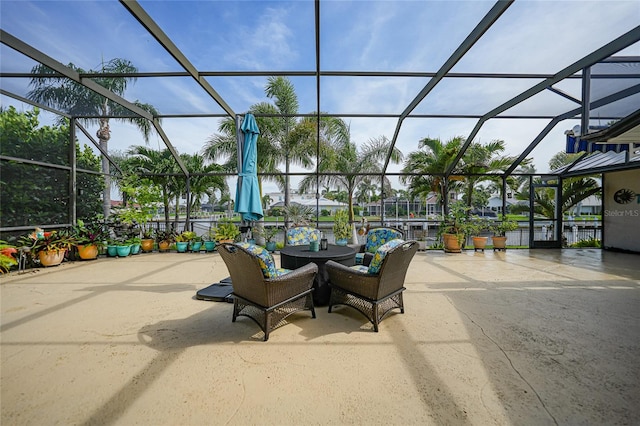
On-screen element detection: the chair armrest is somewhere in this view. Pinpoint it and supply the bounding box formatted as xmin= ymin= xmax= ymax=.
xmin=265 ymin=262 xmax=318 ymax=304
xmin=325 ymin=260 xmax=380 ymax=298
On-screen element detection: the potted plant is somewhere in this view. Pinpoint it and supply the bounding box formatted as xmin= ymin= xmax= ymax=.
xmin=174 ymin=231 xmax=193 ymax=253
xmin=114 ymin=236 xmax=132 ymax=257
xmin=19 ymin=228 xmax=74 ymax=267
xmin=333 ymin=209 xmax=351 ymax=246
xmin=202 ymin=231 xmax=216 ymax=252
xmin=490 ymin=217 xmax=519 ymax=251
xmin=72 ymin=219 xmax=108 ymax=260
xmin=468 ymin=216 xmax=492 ymax=252
xmin=214 ymin=220 xmax=240 ymax=243
xmin=1 ymin=240 xmax=19 ymax=274
xmin=255 ymin=224 xmax=280 ymax=252
xmin=140 ymin=228 xmax=155 ymax=252
xmin=128 ymin=236 xmax=142 ymax=255
xmin=441 ymin=203 xmax=470 ymax=253
xmin=155 ymin=229 xmax=175 ymax=252
xmin=283 ymin=203 xmax=315 ymax=227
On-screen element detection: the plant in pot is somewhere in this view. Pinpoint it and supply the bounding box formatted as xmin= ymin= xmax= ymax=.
xmin=0 ymin=240 xmax=18 ymax=274
xmin=155 ymin=229 xmax=176 ymax=252
xmin=19 ymin=228 xmax=74 ymax=267
xmin=441 ymin=203 xmax=470 ymax=253
xmin=214 ymin=220 xmax=240 ymax=244
xmin=127 ymin=236 xmax=142 ymax=255
xmin=72 ymin=219 xmax=108 ymax=260
xmin=202 ymin=231 xmax=216 ymax=252
xmin=490 ymin=217 xmax=519 ymax=251
xmin=174 ymin=231 xmax=193 ymax=253
xmin=140 ymin=228 xmax=155 ymax=252
xmin=255 ymin=224 xmax=280 ymax=252
xmin=114 ymin=236 xmax=132 ymax=257
xmin=333 ymin=209 xmax=351 ymax=246
xmin=283 ymin=203 xmax=315 ymax=227
xmin=468 ymin=216 xmax=492 ymax=252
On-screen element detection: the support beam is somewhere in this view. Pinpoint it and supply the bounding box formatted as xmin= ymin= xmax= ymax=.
xmin=120 ymin=0 xmax=236 ymax=119
xmin=75 ymin=122 xmax=124 ymax=176
xmin=446 ymin=25 xmax=640 ymax=176
xmin=382 ymin=0 xmax=514 ymax=173
xmin=505 ymin=82 xmax=640 ymax=175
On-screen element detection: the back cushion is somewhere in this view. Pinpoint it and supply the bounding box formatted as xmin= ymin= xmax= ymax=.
xmin=286 ymin=227 xmax=321 ymax=245
xmin=236 ymin=242 xmax=278 ymax=278
xmin=368 ymin=239 xmax=405 ymax=274
xmin=364 ymin=228 xmax=403 ymax=254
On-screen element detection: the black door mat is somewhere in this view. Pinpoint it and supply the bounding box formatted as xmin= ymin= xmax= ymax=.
xmin=196 ymin=283 xmax=234 ymax=302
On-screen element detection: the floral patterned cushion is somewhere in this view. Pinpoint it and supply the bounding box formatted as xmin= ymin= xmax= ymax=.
xmin=350 ymin=265 xmax=370 ymax=274
xmin=368 ymin=239 xmax=405 ymax=275
xmin=286 ymin=227 xmax=321 ymax=246
xmin=364 ymin=228 xmax=403 ymax=254
xmin=236 ymin=242 xmax=279 ymax=278
xmin=354 ymin=252 xmax=365 ymax=265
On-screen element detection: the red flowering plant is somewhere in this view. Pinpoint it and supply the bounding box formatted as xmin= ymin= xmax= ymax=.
xmin=0 ymin=241 xmax=18 ymax=274
xmin=18 ymin=228 xmax=74 ymax=255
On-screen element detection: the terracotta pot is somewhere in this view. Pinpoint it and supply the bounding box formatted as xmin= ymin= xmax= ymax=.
xmin=472 ymin=236 xmax=488 ymax=252
xmin=158 ymin=240 xmax=171 ymax=252
xmin=141 ymin=239 xmax=155 ymax=252
xmin=38 ymin=249 xmax=66 ymax=267
xmin=492 ymin=236 xmax=507 ymax=250
xmin=443 ymin=233 xmax=463 ymax=253
xmin=77 ymin=244 xmax=99 ymax=260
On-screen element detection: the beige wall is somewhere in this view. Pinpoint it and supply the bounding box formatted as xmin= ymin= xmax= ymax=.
xmin=603 ymin=169 xmax=640 ymax=253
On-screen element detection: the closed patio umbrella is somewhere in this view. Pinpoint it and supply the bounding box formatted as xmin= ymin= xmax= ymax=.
xmin=234 ymin=113 xmax=264 ymax=222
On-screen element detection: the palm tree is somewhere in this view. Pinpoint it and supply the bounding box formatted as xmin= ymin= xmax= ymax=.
xmin=299 ymin=127 xmax=403 ymax=226
xmin=511 ymin=152 xmax=600 ymax=218
xmin=400 ymin=136 xmax=465 ymax=216
xmin=458 ymin=139 xmax=521 ymax=208
xmin=125 ymin=146 xmax=178 ymax=228
xmin=203 ymin=77 xmax=316 ymax=208
xmin=177 ymin=153 xmax=227 ymax=229
xmin=27 ymin=58 xmax=160 ymax=218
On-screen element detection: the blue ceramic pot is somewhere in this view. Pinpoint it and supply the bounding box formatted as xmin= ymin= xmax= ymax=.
xmin=107 ymin=245 xmax=118 ymax=257
xmin=176 ymin=242 xmax=189 ymax=253
xmin=116 ymin=245 xmax=131 ymax=257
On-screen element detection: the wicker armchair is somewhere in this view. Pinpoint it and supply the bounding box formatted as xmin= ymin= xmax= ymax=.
xmin=355 ymin=227 xmax=403 ymax=266
xmin=326 ymin=239 xmax=418 ymax=332
xmin=218 ymin=243 xmax=317 ymax=341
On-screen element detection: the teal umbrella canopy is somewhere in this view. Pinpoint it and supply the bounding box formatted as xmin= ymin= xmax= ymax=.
xmin=234 ymin=113 xmax=264 ymax=222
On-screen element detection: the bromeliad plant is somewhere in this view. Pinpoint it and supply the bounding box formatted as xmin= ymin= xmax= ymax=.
xmin=0 ymin=241 xmax=18 ymax=274
xmin=72 ymin=219 xmax=108 ymax=249
xmin=19 ymin=228 xmax=74 ymax=255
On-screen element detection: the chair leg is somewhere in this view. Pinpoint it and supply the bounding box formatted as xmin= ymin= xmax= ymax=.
xmin=372 ymin=302 xmax=380 ymax=332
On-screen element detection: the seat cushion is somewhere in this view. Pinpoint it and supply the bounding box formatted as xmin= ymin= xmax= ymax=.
xmin=286 ymin=227 xmax=321 ymax=246
xmin=364 ymin=228 xmax=403 ymax=254
xmin=350 ymin=265 xmax=370 ymax=274
xmin=236 ymin=242 xmax=279 ymax=278
xmin=368 ymin=239 xmax=405 ymax=274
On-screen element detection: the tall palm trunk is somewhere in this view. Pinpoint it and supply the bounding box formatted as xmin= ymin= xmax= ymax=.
xmin=96 ymin=116 xmax=111 ymax=218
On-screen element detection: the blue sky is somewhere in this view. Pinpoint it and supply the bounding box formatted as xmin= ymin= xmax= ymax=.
xmin=1 ymin=0 xmax=639 ymax=194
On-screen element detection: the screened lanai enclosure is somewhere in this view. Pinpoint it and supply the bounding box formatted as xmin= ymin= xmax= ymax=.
xmin=1 ymin=0 xmax=639 ymax=251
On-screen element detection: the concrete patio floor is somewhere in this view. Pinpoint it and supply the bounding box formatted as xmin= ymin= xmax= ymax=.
xmin=1 ymin=248 xmax=639 ymax=425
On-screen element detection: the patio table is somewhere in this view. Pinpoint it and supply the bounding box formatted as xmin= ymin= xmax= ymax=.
xmin=280 ymin=244 xmax=356 ymax=306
